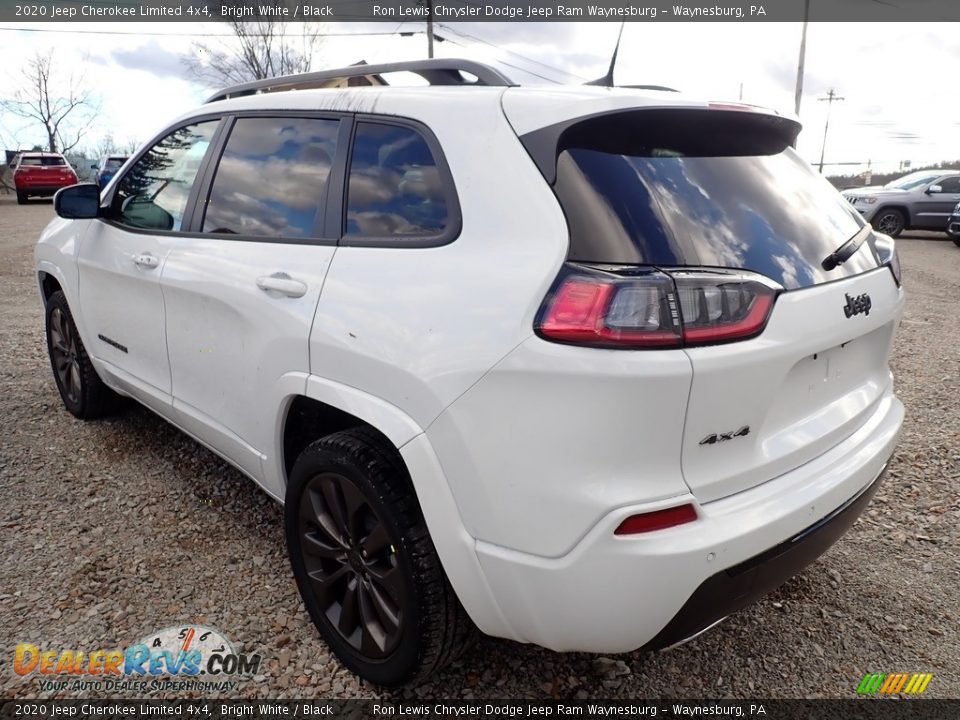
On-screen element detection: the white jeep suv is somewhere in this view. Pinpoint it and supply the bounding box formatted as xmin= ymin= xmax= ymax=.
xmin=36 ymin=60 xmax=905 ymax=686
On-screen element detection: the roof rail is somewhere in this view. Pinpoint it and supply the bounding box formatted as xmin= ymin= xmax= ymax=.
xmin=206 ymin=59 xmax=515 ymax=104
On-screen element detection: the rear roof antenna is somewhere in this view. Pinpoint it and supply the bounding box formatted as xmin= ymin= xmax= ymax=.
xmin=586 ymin=22 xmax=625 ymax=86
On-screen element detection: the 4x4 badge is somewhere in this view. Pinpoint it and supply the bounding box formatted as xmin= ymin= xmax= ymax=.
xmin=843 ymin=292 xmax=872 ymax=318
xmin=700 ymin=426 xmax=750 ymax=446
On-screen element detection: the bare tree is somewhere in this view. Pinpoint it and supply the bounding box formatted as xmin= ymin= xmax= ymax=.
xmin=183 ymin=21 xmax=325 ymax=88
xmin=0 ymin=51 xmax=99 ymax=154
xmin=124 ymin=136 xmax=140 ymax=156
xmin=95 ymin=131 xmax=118 ymax=159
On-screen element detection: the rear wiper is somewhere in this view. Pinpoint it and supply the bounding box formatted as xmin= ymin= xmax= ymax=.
xmin=821 ymin=226 xmax=869 ymax=271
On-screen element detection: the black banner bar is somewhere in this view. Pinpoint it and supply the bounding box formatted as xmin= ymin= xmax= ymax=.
xmin=2 ymin=0 xmax=960 ymax=22
xmin=2 ymin=700 xmax=960 ymax=720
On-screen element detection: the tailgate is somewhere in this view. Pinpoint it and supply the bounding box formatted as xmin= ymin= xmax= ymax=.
xmin=681 ymin=267 xmax=903 ymax=502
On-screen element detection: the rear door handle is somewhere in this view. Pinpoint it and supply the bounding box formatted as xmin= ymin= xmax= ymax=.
xmin=133 ymin=252 xmax=159 ymax=270
xmin=256 ymin=272 xmax=308 ymax=298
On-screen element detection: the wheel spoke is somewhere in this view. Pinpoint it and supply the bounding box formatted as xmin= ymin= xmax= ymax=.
xmin=302 ymin=529 xmax=345 ymax=560
xmin=361 ymin=521 xmax=390 ymax=557
xmin=365 ymin=578 xmax=401 ymax=636
xmin=367 ymin=563 xmax=404 ymax=603
xmin=319 ymin=477 xmax=350 ymax=540
xmin=337 ymin=575 xmax=361 ymax=639
xmin=338 ymin=480 xmax=369 ymax=539
xmin=357 ymin=582 xmax=389 ymax=655
xmin=68 ymin=363 xmax=82 ymax=401
xmin=303 ymin=486 xmax=348 ymax=548
xmin=307 ymin=563 xmax=350 ymax=605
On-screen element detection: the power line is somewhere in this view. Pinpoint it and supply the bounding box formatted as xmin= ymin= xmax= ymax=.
xmin=434 ymin=23 xmax=586 ymax=82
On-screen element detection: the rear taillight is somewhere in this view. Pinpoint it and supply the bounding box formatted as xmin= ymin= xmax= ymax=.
xmin=874 ymin=233 xmax=902 ymax=287
xmin=536 ymin=264 xmax=779 ymax=349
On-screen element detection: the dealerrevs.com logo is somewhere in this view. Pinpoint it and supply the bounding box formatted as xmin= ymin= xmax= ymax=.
xmin=14 ymin=625 xmax=261 ymax=693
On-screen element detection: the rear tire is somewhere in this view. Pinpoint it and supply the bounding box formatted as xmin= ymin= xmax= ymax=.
xmin=285 ymin=427 xmax=473 ymax=686
xmin=16 ymin=191 xmax=27 ymax=205
xmin=45 ymin=291 xmax=123 ymax=419
xmin=872 ymin=208 xmax=905 ymax=237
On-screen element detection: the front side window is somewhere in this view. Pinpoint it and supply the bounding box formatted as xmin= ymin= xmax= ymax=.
xmin=112 ymin=121 xmax=219 ymax=232
xmin=936 ymin=176 xmax=960 ymax=193
xmin=345 ymin=122 xmax=449 ymax=238
xmin=202 ymin=117 xmax=339 ymax=239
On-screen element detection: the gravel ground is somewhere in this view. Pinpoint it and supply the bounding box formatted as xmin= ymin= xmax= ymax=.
xmin=1 ymin=195 xmax=958 ymax=700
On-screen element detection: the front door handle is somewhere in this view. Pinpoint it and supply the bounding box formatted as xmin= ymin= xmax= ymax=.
xmin=256 ymin=272 xmax=308 ymax=298
xmin=133 ymin=252 xmax=159 ymax=270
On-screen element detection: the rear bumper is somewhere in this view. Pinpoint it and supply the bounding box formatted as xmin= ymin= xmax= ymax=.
xmin=645 ymin=462 xmax=885 ymax=649
xmin=16 ymin=184 xmax=70 ymax=196
xmin=472 ymin=390 xmax=903 ymax=653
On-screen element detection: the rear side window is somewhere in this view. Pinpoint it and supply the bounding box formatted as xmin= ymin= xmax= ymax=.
xmin=202 ymin=117 xmax=339 ymax=239
xmin=113 ymin=121 xmax=219 ymax=232
xmin=548 ymin=110 xmax=880 ymax=290
xmin=345 ymin=122 xmax=449 ymax=238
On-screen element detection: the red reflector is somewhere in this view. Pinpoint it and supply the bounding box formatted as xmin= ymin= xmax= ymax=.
xmin=538 ymin=279 xmax=615 ymax=343
xmin=614 ymin=504 xmax=698 ymax=535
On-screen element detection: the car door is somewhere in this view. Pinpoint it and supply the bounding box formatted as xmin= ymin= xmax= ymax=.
xmin=914 ymin=175 xmax=960 ymax=228
xmin=77 ymin=120 xmax=222 ymax=414
xmin=160 ymin=114 xmax=346 ymax=492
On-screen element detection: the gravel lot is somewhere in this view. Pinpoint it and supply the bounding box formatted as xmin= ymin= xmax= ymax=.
xmin=1 ymin=195 xmax=958 ymax=700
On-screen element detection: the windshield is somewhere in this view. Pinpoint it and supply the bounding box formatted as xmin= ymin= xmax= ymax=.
xmin=105 ymin=158 xmax=127 ymax=169
xmin=885 ymin=172 xmax=940 ymax=190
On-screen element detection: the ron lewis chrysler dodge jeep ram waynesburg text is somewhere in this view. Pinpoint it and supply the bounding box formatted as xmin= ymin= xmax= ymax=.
xmin=36 ymin=60 xmax=904 ymax=687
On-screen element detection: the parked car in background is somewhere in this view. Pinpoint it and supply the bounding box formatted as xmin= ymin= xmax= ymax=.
xmin=842 ymin=170 xmax=960 ymax=237
xmin=10 ymin=152 xmax=78 ymax=204
xmin=91 ymin=156 xmax=129 ymax=190
xmin=35 ymin=59 xmax=905 ymax=687
xmin=948 ymin=201 xmax=960 ymax=246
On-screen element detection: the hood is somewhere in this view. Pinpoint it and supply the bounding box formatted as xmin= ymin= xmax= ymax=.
xmin=842 ymin=185 xmax=906 ymax=197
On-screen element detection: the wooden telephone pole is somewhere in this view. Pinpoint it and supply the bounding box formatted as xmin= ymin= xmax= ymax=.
xmin=817 ymin=88 xmax=845 ymax=174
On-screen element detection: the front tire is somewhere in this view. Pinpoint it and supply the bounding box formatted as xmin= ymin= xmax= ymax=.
xmin=16 ymin=191 xmax=27 ymax=205
xmin=45 ymin=291 xmax=122 ymax=418
xmin=952 ymin=237 xmax=960 ymax=248
xmin=872 ymin=208 xmax=905 ymax=237
xmin=285 ymin=428 xmax=472 ymax=686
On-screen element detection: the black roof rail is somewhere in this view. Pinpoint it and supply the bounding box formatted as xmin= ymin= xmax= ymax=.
xmin=206 ymin=59 xmax=515 ymax=104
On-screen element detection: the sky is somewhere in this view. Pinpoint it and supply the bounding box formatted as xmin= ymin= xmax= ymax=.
xmin=1 ymin=20 xmax=958 ymax=176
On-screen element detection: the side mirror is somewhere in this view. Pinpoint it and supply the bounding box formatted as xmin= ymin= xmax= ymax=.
xmin=54 ymin=183 xmax=101 ymax=219
xmin=927 ymin=185 xmax=943 ymax=194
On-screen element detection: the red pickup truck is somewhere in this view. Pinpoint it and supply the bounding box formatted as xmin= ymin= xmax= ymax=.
xmin=11 ymin=152 xmax=79 ymax=204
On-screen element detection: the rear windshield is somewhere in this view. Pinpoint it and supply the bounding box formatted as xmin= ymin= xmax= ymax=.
xmin=550 ymin=112 xmax=880 ymax=290
xmin=20 ymin=156 xmax=66 ymax=166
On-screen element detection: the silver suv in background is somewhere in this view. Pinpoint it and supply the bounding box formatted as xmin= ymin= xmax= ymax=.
xmin=842 ymin=170 xmax=960 ymax=236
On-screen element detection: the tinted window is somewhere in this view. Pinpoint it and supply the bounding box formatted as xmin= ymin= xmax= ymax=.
xmin=345 ymin=122 xmax=448 ymax=237
xmin=202 ymin=117 xmax=339 ymax=239
xmin=21 ymin=156 xmax=66 ymax=166
xmin=937 ymin=176 xmax=960 ymax=193
xmin=113 ymin=122 xmax=218 ymax=232
xmin=554 ymin=143 xmax=879 ymax=290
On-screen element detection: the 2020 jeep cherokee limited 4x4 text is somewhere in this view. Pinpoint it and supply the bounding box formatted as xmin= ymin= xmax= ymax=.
xmin=36 ymin=60 xmax=904 ymax=686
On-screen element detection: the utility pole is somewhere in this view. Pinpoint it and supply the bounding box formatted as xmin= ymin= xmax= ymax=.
xmin=794 ymin=0 xmax=810 ymax=117
xmin=817 ymin=88 xmax=844 ymax=174
xmin=426 ymin=0 xmax=434 ymax=58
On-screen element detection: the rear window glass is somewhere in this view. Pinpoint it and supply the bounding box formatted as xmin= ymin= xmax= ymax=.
xmin=21 ymin=156 xmax=66 ymax=166
xmin=550 ymin=112 xmax=880 ymax=290
xmin=345 ymin=122 xmax=449 ymax=238
xmin=202 ymin=117 xmax=339 ymax=239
